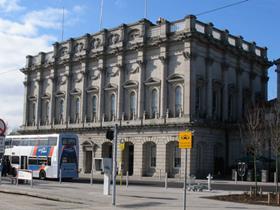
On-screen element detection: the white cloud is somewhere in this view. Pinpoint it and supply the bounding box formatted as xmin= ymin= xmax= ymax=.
xmin=114 ymin=0 xmax=127 ymax=9
xmin=0 ymin=0 xmax=24 ymax=12
xmin=0 ymin=3 xmax=84 ymax=130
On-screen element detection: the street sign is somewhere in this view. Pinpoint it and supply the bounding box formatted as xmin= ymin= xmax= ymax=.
xmin=0 ymin=136 xmax=5 ymax=153
xmin=119 ymin=143 xmax=125 ymax=151
xmin=178 ymin=131 xmax=192 ymax=149
xmin=0 ymin=119 xmax=6 ymax=136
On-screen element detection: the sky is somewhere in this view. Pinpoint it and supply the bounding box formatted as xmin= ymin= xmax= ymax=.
xmin=0 ymin=0 xmax=279 ymax=131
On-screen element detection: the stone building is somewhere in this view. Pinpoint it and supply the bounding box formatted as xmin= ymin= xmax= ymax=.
xmin=19 ymin=15 xmax=271 ymax=178
xmin=275 ymin=59 xmax=280 ymax=99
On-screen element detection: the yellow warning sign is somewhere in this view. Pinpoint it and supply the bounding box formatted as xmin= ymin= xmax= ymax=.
xmin=178 ymin=132 xmax=192 ymax=149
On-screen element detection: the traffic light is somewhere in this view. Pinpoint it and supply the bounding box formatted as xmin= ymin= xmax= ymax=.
xmin=106 ymin=129 xmax=114 ymax=140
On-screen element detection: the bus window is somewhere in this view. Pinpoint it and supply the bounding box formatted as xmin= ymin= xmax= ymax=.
xmin=29 ymin=140 xmax=38 ymax=146
xmin=28 ymin=157 xmax=37 ymax=165
xmin=12 ymin=140 xmax=20 ymax=146
xmin=38 ymin=158 xmax=47 ymax=165
xmin=11 ymin=156 xmax=19 ymax=164
xmin=62 ymin=138 xmax=76 ymax=146
xmin=48 ymin=137 xmax=57 ymax=146
xmin=47 ymin=157 xmax=52 ymax=166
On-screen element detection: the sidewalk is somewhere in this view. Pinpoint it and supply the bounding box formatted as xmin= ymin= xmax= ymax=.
xmin=0 ymin=177 xmax=278 ymax=210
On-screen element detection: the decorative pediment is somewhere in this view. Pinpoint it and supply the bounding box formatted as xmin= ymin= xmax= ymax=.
xmin=86 ymin=85 xmax=99 ymax=93
xmin=144 ymin=77 xmax=161 ymax=86
xmin=58 ymin=46 xmax=68 ymax=58
xmin=55 ymin=90 xmax=66 ymax=97
xmin=70 ymin=88 xmax=82 ymax=95
xmin=123 ymin=80 xmax=138 ymax=89
xmin=104 ymin=83 xmax=118 ymax=91
xmin=128 ymin=66 xmax=139 ymax=75
xmin=41 ymin=93 xmax=51 ymax=99
xmin=167 ymin=73 xmax=184 ymax=83
xmin=106 ymin=66 xmax=120 ymax=77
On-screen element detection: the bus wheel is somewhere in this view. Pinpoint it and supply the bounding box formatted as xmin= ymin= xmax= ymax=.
xmin=39 ymin=170 xmax=46 ymax=180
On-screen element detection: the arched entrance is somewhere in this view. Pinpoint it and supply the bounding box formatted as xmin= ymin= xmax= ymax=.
xmin=142 ymin=141 xmax=156 ymax=176
xmin=122 ymin=142 xmax=134 ymax=176
xmin=102 ymin=142 xmax=112 ymax=158
xmin=214 ymin=143 xmax=224 ymax=175
xmin=166 ymin=141 xmax=181 ymax=178
xmin=82 ymin=141 xmax=97 ymax=174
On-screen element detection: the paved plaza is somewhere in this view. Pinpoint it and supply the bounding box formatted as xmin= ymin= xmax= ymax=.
xmin=0 ymin=178 xmax=279 ymax=210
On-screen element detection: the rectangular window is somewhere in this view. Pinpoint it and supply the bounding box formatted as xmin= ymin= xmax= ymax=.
xmin=11 ymin=156 xmax=19 ymax=164
xmin=174 ymin=147 xmax=181 ymax=168
xmin=38 ymin=158 xmax=48 ymax=165
xmin=62 ymin=138 xmax=76 ymax=146
xmin=48 ymin=137 xmax=57 ymax=146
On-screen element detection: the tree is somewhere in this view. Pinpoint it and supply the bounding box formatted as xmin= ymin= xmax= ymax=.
xmin=240 ymin=104 xmax=264 ymax=195
xmin=266 ymin=99 xmax=280 ymax=193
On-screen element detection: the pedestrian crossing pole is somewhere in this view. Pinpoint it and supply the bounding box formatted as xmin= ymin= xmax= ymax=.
xmin=112 ymin=124 xmax=118 ymax=206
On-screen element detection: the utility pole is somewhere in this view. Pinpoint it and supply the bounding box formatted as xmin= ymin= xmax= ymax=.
xmin=112 ymin=124 xmax=118 ymax=206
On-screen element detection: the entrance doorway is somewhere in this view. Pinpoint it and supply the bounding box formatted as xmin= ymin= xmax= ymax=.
xmin=123 ymin=142 xmax=134 ymax=176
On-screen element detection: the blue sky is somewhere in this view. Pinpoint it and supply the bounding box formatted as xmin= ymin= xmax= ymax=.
xmin=0 ymin=0 xmax=279 ymax=130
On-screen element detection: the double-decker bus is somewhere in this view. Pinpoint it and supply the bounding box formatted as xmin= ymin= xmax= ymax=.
xmin=4 ymin=133 xmax=79 ymax=179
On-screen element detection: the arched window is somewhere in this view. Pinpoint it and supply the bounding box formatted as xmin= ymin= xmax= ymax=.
xmin=45 ymin=101 xmax=49 ymax=122
xmin=32 ymin=102 xmax=36 ymax=123
xmin=111 ymin=94 xmax=116 ymax=120
xmin=175 ymin=86 xmax=182 ymax=117
xmin=59 ymin=99 xmax=64 ymax=120
xmin=150 ymin=143 xmax=156 ymax=167
xmin=174 ymin=145 xmax=181 ymax=168
xmin=151 ymin=89 xmax=158 ymax=117
xmin=75 ymin=97 xmax=80 ymax=121
xmin=130 ymin=92 xmax=136 ymax=119
xmin=92 ymin=95 xmax=97 ymax=117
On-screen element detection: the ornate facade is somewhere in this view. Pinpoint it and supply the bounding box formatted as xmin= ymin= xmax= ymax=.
xmin=20 ymin=15 xmax=271 ymax=178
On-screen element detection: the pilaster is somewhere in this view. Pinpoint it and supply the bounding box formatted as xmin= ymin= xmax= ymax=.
xmin=206 ymin=57 xmax=214 ymax=119
xmin=137 ymin=56 xmax=145 ymax=120
xmin=222 ymin=62 xmax=229 ymax=121
xmin=159 ymin=46 xmax=167 ymax=118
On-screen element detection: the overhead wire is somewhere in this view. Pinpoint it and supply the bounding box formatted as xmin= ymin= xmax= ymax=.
xmin=195 ymin=0 xmax=249 ymax=17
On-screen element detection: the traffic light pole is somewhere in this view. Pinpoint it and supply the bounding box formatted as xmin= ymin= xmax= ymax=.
xmin=112 ymin=124 xmax=118 ymax=206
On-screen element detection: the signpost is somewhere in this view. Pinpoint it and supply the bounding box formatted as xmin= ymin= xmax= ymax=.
xmin=179 ymin=131 xmax=193 ymax=210
xmin=119 ymin=141 xmax=125 ymax=186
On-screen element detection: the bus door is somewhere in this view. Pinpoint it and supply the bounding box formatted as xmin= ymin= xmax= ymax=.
xmin=20 ymin=156 xmax=28 ymax=169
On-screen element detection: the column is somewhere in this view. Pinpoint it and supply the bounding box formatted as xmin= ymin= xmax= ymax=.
xmin=137 ymin=54 xmax=145 ymax=120
xmin=80 ymin=62 xmax=87 ymax=123
xmin=236 ymin=68 xmax=243 ymax=121
xmin=36 ymin=78 xmax=42 ymax=127
xmin=206 ymin=57 xmax=214 ymax=119
xmin=117 ymin=55 xmax=124 ymax=120
xmin=98 ymin=58 xmax=105 ymax=122
xmin=222 ymin=63 xmax=229 ymax=121
xmin=155 ymin=141 xmax=167 ymax=176
xmin=49 ymin=72 xmax=55 ymax=126
xmin=159 ymin=46 xmax=167 ymax=118
xmin=65 ymin=67 xmax=70 ymax=125
xmin=183 ymin=42 xmax=191 ymax=119
xmin=133 ymin=141 xmax=143 ymax=177
xmin=22 ymin=80 xmax=29 ymax=126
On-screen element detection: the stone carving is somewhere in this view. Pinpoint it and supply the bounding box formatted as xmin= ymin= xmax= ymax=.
xmin=109 ymin=34 xmax=120 ymax=45
xmin=91 ymin=38 xmax=102 ymax=49
xmin=129 ymin=66 xmax=139 ymax=74
xmin=58 ymin=47 xmax=68 ymax=58
xmin=128 ymin=29 xmax=140 ymax=41
xmin=107 ymin=66 xmax=120 ymax=77
xmin=90 ymin=69 xmax=101 ymax=80
xmin=58 ymin=75 xmax=67 ymax=85
xmin=73 ymin=72 xmax=83 ymax=83
xmin=73 ymin=42 xmax=84 ymax=53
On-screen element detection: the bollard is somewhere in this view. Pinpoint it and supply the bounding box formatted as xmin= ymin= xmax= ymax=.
xmin=126 ymin=171 xmax=129 ymax=189
xmin=0 ymin=171 xmax=2 ymax=185
xmin=268 ymin=193 xmax=271 ymax=205
xmin=165 ymin=172 xmax=168 ymax=189
xmin=277 ymin=193 xmax=280 ymax=205
xmin=234 ymin=171 xmax=237 ymax=184
xmin=31 ymin=171 xmax=33 ymax=188
xmin=274 ymin=172 xmax=277 ymax=184
xmin=90 ymin=169 xmax=93 ymax=185
xmin=159 ymin=169 xmax=161 ymax=180
xmin=59 ymin=168 xmax=62 ymax=184
xmin=207 ymin=173 xmax=213 ymax=191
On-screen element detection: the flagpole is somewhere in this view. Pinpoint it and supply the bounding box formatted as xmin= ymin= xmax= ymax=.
xmin=144 ymin=0 xmax=147 ymax=18
xmin=99 ymin=0 xmax=104 ymax=30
